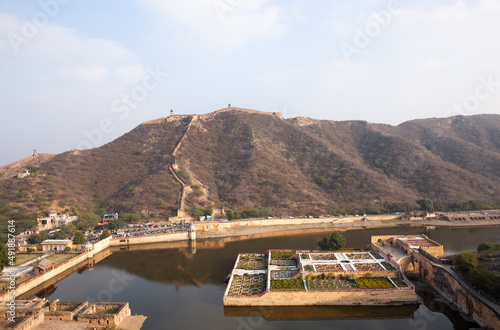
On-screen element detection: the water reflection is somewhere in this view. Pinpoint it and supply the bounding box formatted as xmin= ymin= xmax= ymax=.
xmin=224 ymin=305 xmax=420 ymax=320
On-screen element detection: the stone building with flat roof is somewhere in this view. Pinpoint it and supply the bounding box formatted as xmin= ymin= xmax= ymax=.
xmin=41 ymin=239 xmax=72 ymax=252
xmin=34 ymin=259 xmax=55 ymax=276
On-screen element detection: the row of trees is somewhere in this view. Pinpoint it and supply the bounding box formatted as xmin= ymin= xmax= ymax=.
xmin=416 ymin=199 xmax=500 ymax=213
xmin=478 ymin=242 xmax=500 ymax=252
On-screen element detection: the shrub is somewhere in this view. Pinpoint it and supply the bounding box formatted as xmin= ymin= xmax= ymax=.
xmin=271 ymin=251 xmax=295 ymax=259
xmin=270 ymin=279 xmax=305 ymax=291
xmin=355 ymin=277 xmax=394 ymax=289
xmin=193 ymin=190 xmax=204 ymax=197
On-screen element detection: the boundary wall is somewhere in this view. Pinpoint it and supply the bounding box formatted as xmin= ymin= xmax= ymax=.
xmin=1 ymin=231 xmax=192 ymax=301
xmin=224 ymin=288 xmax=418 ymax=306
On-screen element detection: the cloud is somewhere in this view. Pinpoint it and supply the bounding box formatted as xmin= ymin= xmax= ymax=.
xmin=138 ymin=0 xmax=296 ymax=48
xmin=115 ymin=64 xmax=147 ymax=84
xmin=307 ymin=0 xmax=500 ymax=124
xmin=53 ymin=65 xmax=110 ymax=81
xmin=0 ymin=13 xmax=132 ymax=62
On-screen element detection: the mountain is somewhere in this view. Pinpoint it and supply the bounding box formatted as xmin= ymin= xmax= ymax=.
xmin=1 ymin=107 xmax=499 ymax=222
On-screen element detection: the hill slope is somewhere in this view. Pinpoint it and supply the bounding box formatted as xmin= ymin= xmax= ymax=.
xmin=1 ymin=108 xmax=499 ymax=221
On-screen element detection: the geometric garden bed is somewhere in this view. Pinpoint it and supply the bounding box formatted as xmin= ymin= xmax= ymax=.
xmin=228 ymin=274 xmax=267 ymax=296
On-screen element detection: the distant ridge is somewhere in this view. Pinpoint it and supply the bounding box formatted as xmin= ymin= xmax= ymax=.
xmin=0 ymin=109 xmax=499 ymax=218
xmin=142 ymin=106 xmax=282 ymax=125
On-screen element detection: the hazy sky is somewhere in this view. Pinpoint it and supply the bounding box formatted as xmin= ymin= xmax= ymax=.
xmin=1 ymin=0 xmax=499 ymax=166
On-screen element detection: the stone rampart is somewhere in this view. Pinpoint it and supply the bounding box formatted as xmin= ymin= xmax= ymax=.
xmin=0 ymin=252 xmax=90 ymax=301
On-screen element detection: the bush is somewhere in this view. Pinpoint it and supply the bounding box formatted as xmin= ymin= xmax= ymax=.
xmin=193 ymin=190 xmax=204 ymax=197
xmin=271 ymin=251 xmax=295 ymax=259
xmin=270 ymin=279 xmax=305 ymax=291
xmin=355 ymin=277 xmax=394 ymax=289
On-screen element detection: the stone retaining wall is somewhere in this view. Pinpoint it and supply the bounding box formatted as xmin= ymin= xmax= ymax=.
xmin=224 ymin=288 xmax=418 ymax=306
xmin=414 ymin=252 xmax=500 ymax=328
xmin=109 ymin=232 xmax=189 ymax=246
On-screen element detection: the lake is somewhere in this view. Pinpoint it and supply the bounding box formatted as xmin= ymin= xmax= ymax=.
xmin=25 ymin=225 xmax=500 ymax=329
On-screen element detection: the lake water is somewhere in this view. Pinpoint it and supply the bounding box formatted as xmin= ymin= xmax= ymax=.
xmin=26 ymin=225 xmax=500 ymax=329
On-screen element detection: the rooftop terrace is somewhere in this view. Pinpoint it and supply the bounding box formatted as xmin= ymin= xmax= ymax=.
xmin=397 ymin=236 xmax=440 ymax=248
xmin=224 ymin=249 xmax=410 ymax=300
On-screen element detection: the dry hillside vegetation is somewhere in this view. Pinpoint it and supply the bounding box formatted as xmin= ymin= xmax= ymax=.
xmin=0 ymin=110 xmax=499 ymax=221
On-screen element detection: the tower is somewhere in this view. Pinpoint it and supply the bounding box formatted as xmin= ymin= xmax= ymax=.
xmin=170 ymin=109 xmax=174 ymax=116
xmin=33 ymin=149 xmax=38 ymax=157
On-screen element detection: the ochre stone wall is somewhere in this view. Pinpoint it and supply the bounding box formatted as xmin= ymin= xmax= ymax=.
xmin=224 ymin=288 xmax=418 ymax=306
xmin=108 ymin=232 xmax=189 ymax=246
xmin=412 ymin=251 xmax=500 ymax=328
xmin=420 ymin=245 xmax=444 ymax=259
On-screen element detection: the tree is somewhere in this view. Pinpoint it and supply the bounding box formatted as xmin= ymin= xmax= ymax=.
xmin=75 ymin=212 xmax=100 ymax=231
xmin=108 ymin=219 xmax=125 ymax=230
xmin=0 ymin=243 xmax=8 ymax=272
xmin=53 ymin=224 xmax=77 ymax=239
xmin=319 ymin=232 xmax=346 ymax=251
xmin=28 ymin=232 xmax=49 ymax=244
xmin=100 ymin=229 xmax=110 ymax=240
xmin=417 ymin=198 xmax=434 ymax=212
xmin=455 ymin=252 xmax=478 ymax=274
xmin=64 ymin=246 xmax=71 ymax=253
xmin=73 ymin=231 xmax=86 ymax=244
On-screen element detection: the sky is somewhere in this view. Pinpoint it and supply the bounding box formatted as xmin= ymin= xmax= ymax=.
xmin=0 ymin=0 xmax=499 ymax=166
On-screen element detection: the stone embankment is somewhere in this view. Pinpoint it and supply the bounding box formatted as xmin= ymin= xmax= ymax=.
xmin=1 ymin=229 xmax=196 ymax=301
xmin=4 ymin=216 xmax=500 ymax=303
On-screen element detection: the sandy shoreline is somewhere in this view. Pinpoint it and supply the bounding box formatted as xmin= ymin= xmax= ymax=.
xmin=197 ymin=218 xmax=500 ymax=240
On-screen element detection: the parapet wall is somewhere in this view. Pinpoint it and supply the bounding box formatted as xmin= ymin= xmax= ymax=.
xmin=224 ymin=288 xmax=417 ymax=306
xmin=147 ymin=107 xmax=284 ymax=125
xmin=196 ymin=107 xmax=282 ymax=120
xmin=109 ymin=232 xmax=189 ymax=246
xmin=1 ymin=251 xmax=91 ymax=301
xmin=195 ymin=218 xmax=347 ymax=232
xmin=0 ymin=233 xmax=189 ymax=302
xmin=414 ymin=252 xmax=500 ymax=328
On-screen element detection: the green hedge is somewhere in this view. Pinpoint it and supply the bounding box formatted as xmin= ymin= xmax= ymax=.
xmin=354 ymin=277 xmax=394 ymax=289
xmin=271 ymin=251 xmax=295 ymax=260
xmin=270 ymin=279 xmax=305 ymax=290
